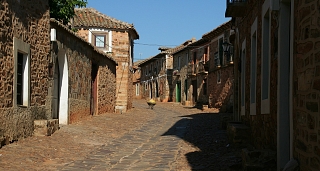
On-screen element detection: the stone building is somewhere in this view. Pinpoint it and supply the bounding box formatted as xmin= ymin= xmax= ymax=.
xmin=0 ymin=0 xmax=51 ymax=144
xmin=203 ymin=21 xmax=234 ymax=113
xmin=138 ymin=44 xmax=192 ymax=102
xmin=132 ymin=61 xmax=142 ymax=99
xmin=171 ymin=39 xmax=198 ymax=105
xmin=138 ymin=55 xmax=164 ymax=101
xmin=50 ymin=19 xmax=117 ymax=124
xmin=73 ymin=8 xmax=139 ymax=113
xmin=227 ymin=0 xmax=320 ymax=170
xmin=171 ymin=22 xmax=234 ymax=111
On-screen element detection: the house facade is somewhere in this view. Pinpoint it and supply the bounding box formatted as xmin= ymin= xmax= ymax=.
xmin=227 ymin=0 xmax=320 ymax=170
xmin=138 ymin=54 xmax=167 ymax=102
xmin=50 ymin=19 xmax=117 ymax=124
xmin=203 ymin=21 xmax=234 ymax=113
xmin=138 ymin=44 xmax=188 ymax=102
xmin=132 ymin=62 xmax=142 ymax=99
xmin=73 ymin=8 xmax=139 ymax=113
xmin=0 ymin=0 xmax=51 ymax=144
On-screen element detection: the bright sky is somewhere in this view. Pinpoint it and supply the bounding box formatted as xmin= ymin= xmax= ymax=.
xmin=87 ymin=0 xmax=230 ymax=62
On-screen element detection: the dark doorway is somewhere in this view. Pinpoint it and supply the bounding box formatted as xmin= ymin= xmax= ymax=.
xmin=176 ymin=82 xmax=181 ymax=102
xmin=192 ymin=80 xmax=197 ymax=104
xmin=91 ymin=63 xmax=98 ymax=115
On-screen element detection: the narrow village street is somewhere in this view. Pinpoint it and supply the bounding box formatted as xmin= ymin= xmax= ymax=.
xmin=0 ymin=99 xmax=241 ymax=171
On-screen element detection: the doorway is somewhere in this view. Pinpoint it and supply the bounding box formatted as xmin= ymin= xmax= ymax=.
xmin=192 ymin=80 xmax=197 ymax=104
xmin=53 ymin=50 xmax=69 ymax=125
xmin=176 ymin=82 xmax=181 ymax=102
xmin=91 ymin=63 xmax=98 ymax=115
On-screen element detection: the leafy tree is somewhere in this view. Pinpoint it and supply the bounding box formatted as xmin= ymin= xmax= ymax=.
xmin=49 ymin=0 xmax=87 ymax=24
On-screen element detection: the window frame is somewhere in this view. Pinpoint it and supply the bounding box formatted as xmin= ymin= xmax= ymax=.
xmin=250 ymin=17 xmax=258 ymax=116
xmin=89 ymin=28 xmax=112 ymax=52
xmin=13 ymin=37 xmax=30 ymax=107
xmin=261 ymin=0 xmax=271 ymax=114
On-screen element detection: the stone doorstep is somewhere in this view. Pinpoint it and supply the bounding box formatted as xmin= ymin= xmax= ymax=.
xmin=242 ymin=148 xmax=276 ymax=170
xmin=34 ymin=119 xmax=59 ymax=136
xmin=227 ymin=122 xmax=251 ymax=147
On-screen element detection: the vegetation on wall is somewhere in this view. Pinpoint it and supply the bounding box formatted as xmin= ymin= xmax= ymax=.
xmin=49 ymin=0 xmax=87 ymax=24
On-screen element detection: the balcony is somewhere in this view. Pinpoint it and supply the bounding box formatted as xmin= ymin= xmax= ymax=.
xmin=197 ymin=62 xmax=209 ymax=75
xmin=187 ymin=63 xmax=196 ymax=77
xmin=225 ymin=0 xmax=247 ymax=17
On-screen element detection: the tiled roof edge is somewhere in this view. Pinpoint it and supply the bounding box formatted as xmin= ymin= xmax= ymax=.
xmin=50 ymin=18 xmax=118 ymax=65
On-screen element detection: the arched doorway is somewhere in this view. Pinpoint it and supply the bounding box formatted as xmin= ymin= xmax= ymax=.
xmin=53 ymin=50 xmax=69 ymax=125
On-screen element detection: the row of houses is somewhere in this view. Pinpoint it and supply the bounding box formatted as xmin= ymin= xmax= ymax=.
xmin=134 ymin=21 xmax=235 ymax=113
xmin=0 ymin=0 xmax=138 ymax=146
xmin=226 ymin=0 xmax=319 ymax=170
xmin=134 ymin=0 xmax=320 ymax=170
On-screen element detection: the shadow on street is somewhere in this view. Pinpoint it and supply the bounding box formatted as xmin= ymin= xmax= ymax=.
xmin=162 ymin=112 xmax=243 ymax=171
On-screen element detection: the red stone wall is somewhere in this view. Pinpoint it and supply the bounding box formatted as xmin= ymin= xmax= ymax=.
xmin=293 ymin=0 xmax=320 ymax=170
xmin=0 ymin=0 xmax=50 ymax=142
xmin=51 ymin=21 xmax=117 ymax=123
xmin=235 ymin=0 xmax=277 ymax=150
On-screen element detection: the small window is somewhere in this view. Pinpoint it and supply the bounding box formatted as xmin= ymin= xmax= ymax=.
xmin=95 ymin=35 xmax=105 ymax=48
xmin=219 ymin=38 xmax=224 ymax=66
xmin=145 ymin=82 xmax=148 ymax=90
xmin=217 ymin=70 xmax=221 ymax=84
xmin=136 ymin=84 xmax=140 ymax=96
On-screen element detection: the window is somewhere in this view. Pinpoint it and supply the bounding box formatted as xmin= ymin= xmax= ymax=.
xmin=214 ymin=52 xmax=220 ymax=68
xmin=186 ymin=53 xmax=189 ymax=63
xmin=178 ymin=56 xmax=181 ymax=69
xmin=250 ymin=18 xmax=257 ymax=115
xmin=136 ymin=84 xmax=140 ymax=96
xmin=14 ymin=37 xmax=30 ymax=106
xmin=95 ymin=35 xmax=105 ymax=48
xmin=145 ymin=82 xmax=148 ymax=90
xmin=89 ymin=28 xmax=111 ymax=52
xmin=219 ymin=38 xmax=224 ymax=66
xmin=203 ymin=46 xmax=209 ymax=62
xmin=217 ymin=70 xmax=221 ymax=84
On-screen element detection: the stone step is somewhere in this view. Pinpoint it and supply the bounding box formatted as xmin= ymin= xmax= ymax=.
xmin=34 ymin=119 xmax=59 ymax=136
xmin=242 ymin=148 xmax=276 ymax=171
xmin=227 ymin=122 xmax=251 ymax=148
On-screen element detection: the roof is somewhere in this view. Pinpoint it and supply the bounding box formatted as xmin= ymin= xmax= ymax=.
xmin=73 ymin=8 xmax=139 ymax=39
xmin=202 ymin=20 xmax=232 ymax=40
xmin=50 ymin=18 xmax=117 ymax=65
xmin=137 ymin=38 xmax=196 ymax=66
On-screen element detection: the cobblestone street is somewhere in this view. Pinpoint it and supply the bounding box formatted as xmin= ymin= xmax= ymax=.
xmin=0 ymin=100 xmax=241 ymax=171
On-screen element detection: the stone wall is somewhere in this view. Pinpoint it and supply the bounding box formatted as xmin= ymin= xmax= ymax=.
xmin=112 ymin=30 xmax=133 ymax=112
xmin=50 ymin=20 xmax=116 ymax=123
xmin=98 ymin=60 xmax=116 ymax=114
xmin=293 ymin=0 xmax=320 ymax=170
xmin=0 ymin=0 xmax=50 ymax=142
xmin=172 ymin=49 xmax=189 ymax=103
xmin=208 ymin=66 xmax=234 ymax=112
xmin=235 ymin=0 xmax=277 ymax=150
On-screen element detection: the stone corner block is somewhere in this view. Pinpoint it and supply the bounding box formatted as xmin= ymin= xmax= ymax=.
xmin=34 ymin=119 xmax=59 ymax=136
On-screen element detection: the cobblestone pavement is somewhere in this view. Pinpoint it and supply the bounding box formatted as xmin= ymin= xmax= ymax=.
xmin=0 ymin=100 xmax=241 ymax=171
